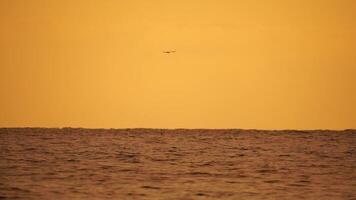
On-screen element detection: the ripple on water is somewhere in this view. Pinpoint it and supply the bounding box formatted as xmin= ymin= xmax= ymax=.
xmin=0 ymin=128 xmax=355 ymax=199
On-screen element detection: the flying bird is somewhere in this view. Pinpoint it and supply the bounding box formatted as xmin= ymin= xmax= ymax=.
xmin=163 ymin=50 xmax=176 ymax=54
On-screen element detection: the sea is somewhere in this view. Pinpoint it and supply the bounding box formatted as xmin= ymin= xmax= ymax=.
xmin=0 ymin=128 xmax=355 ymax=199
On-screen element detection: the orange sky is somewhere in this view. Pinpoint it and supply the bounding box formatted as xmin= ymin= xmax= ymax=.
xmin=1 ymin=0 xmax=355 ymax=129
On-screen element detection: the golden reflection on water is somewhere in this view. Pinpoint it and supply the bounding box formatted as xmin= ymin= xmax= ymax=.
xmin=0 ymin=128 xmax=355 ymax=199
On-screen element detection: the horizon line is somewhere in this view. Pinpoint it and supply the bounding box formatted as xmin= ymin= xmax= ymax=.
xmin=0 ymin=127 xmax=355 ymax=132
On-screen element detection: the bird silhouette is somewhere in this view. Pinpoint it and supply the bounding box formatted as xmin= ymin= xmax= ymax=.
xmin=163 ymin=50 xmax=176 ymax=54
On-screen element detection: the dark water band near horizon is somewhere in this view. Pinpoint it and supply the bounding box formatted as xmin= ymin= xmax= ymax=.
xmin=0 ymin=128 xmax=355 ymax=199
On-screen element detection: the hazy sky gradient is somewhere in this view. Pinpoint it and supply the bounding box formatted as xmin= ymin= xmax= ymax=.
xmin=1 ymin=0 xmax=355 ymax=129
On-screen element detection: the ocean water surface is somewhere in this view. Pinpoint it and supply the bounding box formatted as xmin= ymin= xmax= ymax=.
xmin=0 ymin=128 xmax=355 ymax=199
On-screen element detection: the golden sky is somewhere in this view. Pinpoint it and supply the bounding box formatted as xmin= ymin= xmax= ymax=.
xmin=1 ymin=0 xmax=355 ymax=129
